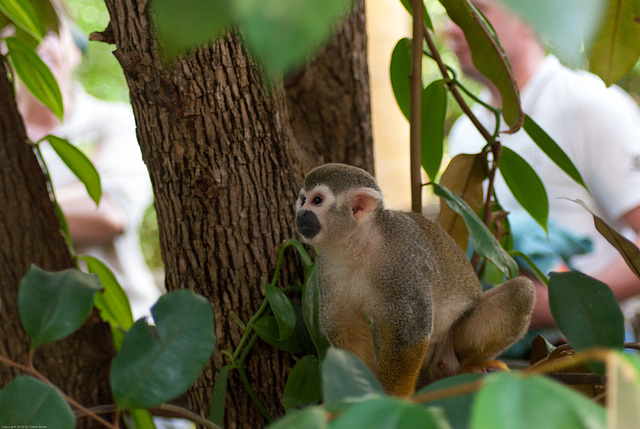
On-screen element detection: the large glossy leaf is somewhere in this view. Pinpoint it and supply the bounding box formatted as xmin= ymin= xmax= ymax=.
xmin=110 ymin=290 xmax=215 ymax=410
xmin=433 ymin=183 xmax=519 ymax=278
xmin=417 ymin=372 xmax=485 ymax=429
xmin=19 ymin=265 xmax=101 ymax=348
xmin=437 ymin=153 xmax=488 ymax=250
xmin=498 ymin=146 xmax=548 ymax=232
xmin=549 ymin=271 xmax=624 ymax=375
xmin=283 ymin=355 xmax=322 ymax=412
xmin=239 ymin=0 xmax=355 ymax=75
xmin=439 ymin=0 xmax=523 ymax=131
xmin=498 ymin=0 xmax=606 ymax=65
xmin=0 ymin=0 xmax=45 ymax=40
xmin=523 ymin=115 xmax=587 ymax=189
xmin=471 ymin=372 xmax=606 ymax=429
xmin=608 ymin=352 xmax=640 ymax=428
xmin=332 ymin=396 xmax=450 ymax=429
xmin=589 ymin=0 xmax=640 ymax=85
xmin=6 ymin=36 xmax=63 ymax=120
xmin=390 ymin=37 xmax=412 ymax=120
xmin=153 ymin=0 xmax=232 ymax=59
xmin=253 ymin=315 xmax=304 ymax=354
xmin=302 ymin=266 xmax=330 ymax=359
xmin=0 ymin=376 xmax=74 ymax=428
xmin=572 ymin=199 xmax=640 ymax=280
xmin=321 ymin=348 xmax=384 ymax=410
xmin=266 ymin=283 xmax=296 ymax=341
xmin=42 ymin=135 xmax=102 ymax=205
xmin=421 ymin=80 xmax=447 ymax=183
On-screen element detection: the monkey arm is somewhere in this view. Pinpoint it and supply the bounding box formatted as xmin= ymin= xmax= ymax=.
xmin=321 ymin=307 xmax=377 ymax=373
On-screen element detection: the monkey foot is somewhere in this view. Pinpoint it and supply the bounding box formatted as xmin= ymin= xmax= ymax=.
xmin=462 ymin=360 xmax=509 ymax=374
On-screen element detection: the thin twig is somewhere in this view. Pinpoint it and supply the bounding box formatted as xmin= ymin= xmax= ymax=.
xmin=410 ymin=0 xmax=424 ymax=213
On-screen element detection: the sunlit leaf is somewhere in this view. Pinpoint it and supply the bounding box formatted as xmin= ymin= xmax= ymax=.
xmin=549 ymin=271 xmax=624 ymax=375
xmin=0 ymin=376 xmax=74 ymax=428
xmin=571 ymin=198 xmax=640 ymax=280
xmin=471 ymin=371 xmax=606 ymax=429
xmin=321 ymin=348 xmax=384 ymax=410
xmin=499 ymin=146 xmax=548 ymax=232
xmin=421 ymin=79 xmax=447 ymax=183
xmin=42 ymin=135 xmax=101 ymax=205
xmin=283 ymin=355 xmax=321 ymax=412
xmin=0 ymin=0 xmax=45 ymax=40
xmin=439 ymin=0 xmax=523 ymax=131
xmin=6 ymin=36 xmax=63 ymax=120
xmin=433 ymin=183 xmax=519 ymax=278
xmin=111 ymin=290 xmax=215 ymax=409
xmin=588 ymin=0 xmax=640 ymax=85
xmin=523 ymin=115 xmax=587 ymax=189
xmin=19 ymin=265 xmax=101 ymax=348
xmin=437 ymin=153 xmax=488 ymax=250
xmin=129 ymin=409 xmax=156 ymax=429
xmin=389 ymin=37 xmax=412 ymax=120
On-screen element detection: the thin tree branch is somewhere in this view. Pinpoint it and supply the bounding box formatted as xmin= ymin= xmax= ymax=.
xmin=410 ymin=0 xmax=424 ymax=213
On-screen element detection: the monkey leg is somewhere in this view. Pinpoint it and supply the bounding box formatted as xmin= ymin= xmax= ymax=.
xmin=325 ymin=313 xmax=377 ymax=373
xmin=453 ymin=276 xmax=535 ymax=373
xmin=375 ymin=325 xmax=429 ymax=397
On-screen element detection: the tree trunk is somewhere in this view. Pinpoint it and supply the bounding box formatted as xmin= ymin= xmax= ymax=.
xmin=102 ymin=0 xmax=372 ymax=426
xmin=0 ymin=56 xmax=113 ymax=424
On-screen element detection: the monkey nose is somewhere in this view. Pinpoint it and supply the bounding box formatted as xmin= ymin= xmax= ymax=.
xmin=296 ymin=210 xmax=321 ymax=239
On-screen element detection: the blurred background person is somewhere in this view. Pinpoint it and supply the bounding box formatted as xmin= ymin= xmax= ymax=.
xmin=16 ymin=20 xmax=162 ymax=320
xmin=445 ymin=0 xmax=640 ymax=334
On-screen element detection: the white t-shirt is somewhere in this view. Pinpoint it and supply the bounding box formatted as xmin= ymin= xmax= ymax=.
xmin=448 ymin=55 xmax=640 ymax=274
xmin=40 ymin=87 xmax=162 ymax=320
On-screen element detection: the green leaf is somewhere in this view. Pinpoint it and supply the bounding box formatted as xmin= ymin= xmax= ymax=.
xmin=471 ymin=372 xmax=606 ymax=429
xmin=433 ymin=183 xmax=519 ymax=278
xmin=417 ymin=372 xmax=484 ymax=428
xmin=421 ymin=80 xmax=447 ymax=183
xmin=498 ymin=146 xmax=549 ymax=232
xmin=153 ymin=0 xmax=232 ymax=59
xmin=239 ymin=0 xmax=355 ymax=75
xmin=439 ymin=0 xmax=523 ymax=131
xmin=42 ymin=135 xmax=102 ymax=205
xmin=498 ymin=0 xmax=606 ymax=66
xmin=111 ymin=290 xmax=215 ymax=410
xmin=268 ymin=407 xmax=329 ymax=429
xmin=390 ymin=37 xmax=412 ymax=120
xmin=6 ymin=36 xmax=63 ymax=120
xmin=283 ymin=238 xmax=314 ymax=275
xmin=588 ymin=0 xmax=640 ymax=85
xmin=266 ymin=283 xmax=296 ymax=341
xmin=19 ymin=265 xmax=101 ymax=348
xmin=0 ymin=0 xmax=45 ymax=40
xmin=321 ymin=348 xmax=384 ymax=410
xmin=332 ymin=396 xmax=450 ymax=429
xmin=399 ymin=0 xmax=434 ymax=30
xmin=253 ymin=315 xmax=304 ymax=354
xmin=283 ymin=355 xmax=322 ymax=412
xmin=571 ymin=198 xmax=640 ymax=280
xmin=0 ymin=376 xmax=75 ymax=428
xmin=129 ymin=409 xmax=157 ymax=429
xmin=302 ymin=266 xmax=330 ymax=359
xmin=209 ymin=365 xmax=229 ymax=427
xmin=608 ymin=352 xmax=640 ymax=428
xmin=549 ymin=271 xmax=624 ymax=375
xmin=523 ymin=115 xmax=587 ymax=189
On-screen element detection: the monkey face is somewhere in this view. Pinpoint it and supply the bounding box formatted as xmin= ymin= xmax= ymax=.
xmin=295 ymin=184 xmax=335 ymax=244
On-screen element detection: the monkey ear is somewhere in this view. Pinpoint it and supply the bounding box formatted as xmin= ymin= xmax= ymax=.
xmin=349 ymin=188 xmax=382 ymax=220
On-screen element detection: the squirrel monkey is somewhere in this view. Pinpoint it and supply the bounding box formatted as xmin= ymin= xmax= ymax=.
xmin=295 ymin=163 xmax=535 ymax=397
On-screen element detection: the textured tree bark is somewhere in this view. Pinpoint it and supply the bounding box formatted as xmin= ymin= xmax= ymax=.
xmin=0 ymin=55 xmax=113 ymax=424
xmin=102 ymin=0 xmax=372 ymax=426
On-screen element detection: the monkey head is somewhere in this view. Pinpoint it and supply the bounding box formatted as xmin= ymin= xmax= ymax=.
xmin=295 ymin=163 xmax=383 ymax=247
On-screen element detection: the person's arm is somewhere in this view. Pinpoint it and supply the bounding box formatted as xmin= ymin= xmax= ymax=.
xmin=56 ymin=182 xmax=125 ymax=245
xmin=529 ymin=205 xmax=640 ymax=330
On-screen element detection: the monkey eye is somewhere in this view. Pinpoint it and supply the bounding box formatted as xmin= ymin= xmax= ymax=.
xmin=301 ymin=196 xmax=307 ymax=205
xmin=313 ymin=196 xmax=323 ymax=205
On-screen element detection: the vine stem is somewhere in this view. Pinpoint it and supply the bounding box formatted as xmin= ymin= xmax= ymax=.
xmin=0 ymin=353 xmax=119 ymax=429
xmin=410 ymin=0 xmax=424 ymax=213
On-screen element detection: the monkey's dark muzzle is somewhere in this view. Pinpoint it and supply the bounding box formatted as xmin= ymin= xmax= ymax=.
xmin=296 ymin=210 xmax=321 ymax=239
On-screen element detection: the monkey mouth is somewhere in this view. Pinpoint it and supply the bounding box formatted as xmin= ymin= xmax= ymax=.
xmin=296 ymin=210 xmax=321 ymax=239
